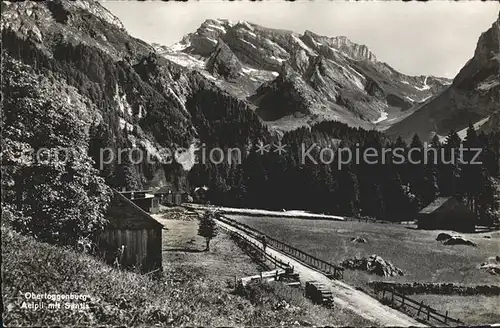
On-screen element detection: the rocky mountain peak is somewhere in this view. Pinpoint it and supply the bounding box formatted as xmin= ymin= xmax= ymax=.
xmin=387 ymin=11 xmax=500 ymax=141
xmin=205 ymin=39 xmax=243 ymax=79
xmin=473 ymin=11 xmax=500 ymax=62
xmin=302 ymin=30 xmax=377 ymax=62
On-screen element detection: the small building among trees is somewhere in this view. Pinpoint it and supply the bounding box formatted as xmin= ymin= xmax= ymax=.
xmin=96 ymin=190 xmax=163 ymax=273
xmin=154 ymin=187 xmax=189 ymax=206
xmin=417 ymin=197 xmax=476 ymax=232
xmin=120 ymin=190 xmax=159 ymax=214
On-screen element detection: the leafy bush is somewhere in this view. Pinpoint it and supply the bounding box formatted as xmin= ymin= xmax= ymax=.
xmin=1 ymin=57 xmax=111 ymax=244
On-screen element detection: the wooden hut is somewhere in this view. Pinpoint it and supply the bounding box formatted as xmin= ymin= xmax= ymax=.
xmin=96 ymin=190 xmax=163 ymax=273
xmin=119 ymin=190 xmax=159 ymax=214
xmin=155 ymin=187 xmax=186 ymax=206
xmin=417 ymin=197 xmax=476 ymax=232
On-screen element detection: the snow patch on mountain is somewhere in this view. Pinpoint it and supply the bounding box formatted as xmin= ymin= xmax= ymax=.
xmin=174 ymin=142 xmax=199 ymax=171
xmin=415 ymin=76 xmax=430 ymax=91
xmin=239 ymin=21 xmax=254 ymax=31
xmin=373 ymin=110 xmax=389 ymax=124
xmin=420 ymin=95 xmax=432 ymax=102
xmin=270 ymin=55 xmax=287 ymax=63
xmin=438 ymin=116 xmax=491 ymax=143
xmin=240 ymin=38 xmax=257 ymax=49
xmin=162 ymin=52 xmax=206 ymax=70
xmin=207 ymin=24 xmax=227 ymax=33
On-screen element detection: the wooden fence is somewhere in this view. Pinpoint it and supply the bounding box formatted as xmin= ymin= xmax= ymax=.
xmin=216 ymin=215 xmax=344 ymax=280
xmin=218 ymin=222 xmax=292 ymax=271
xmin=373 ymin=285 xmax=464 ymax=326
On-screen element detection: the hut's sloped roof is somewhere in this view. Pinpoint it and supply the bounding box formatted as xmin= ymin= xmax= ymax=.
xmin=419 ymin=197 xmax=452 ymax=214
xmin=105 ymin=189 xmax=163 ymax=230
xmin=155 ymin=186 xmax=174 ymax=194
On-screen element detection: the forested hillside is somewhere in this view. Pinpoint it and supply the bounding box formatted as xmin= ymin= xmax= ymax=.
xmin=196 ymin=121 xmax=500 ymax=222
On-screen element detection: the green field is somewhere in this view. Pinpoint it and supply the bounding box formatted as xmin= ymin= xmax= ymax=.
xmin=230 ymin=215 xmax=499 ymax=286
xmin=229 ymin=215 xmax=500 ymax=324
xmin=410 ymin=294 xmax=500 ymax=325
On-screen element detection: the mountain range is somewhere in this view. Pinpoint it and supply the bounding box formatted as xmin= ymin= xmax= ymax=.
xmin=154 ymin=18 xmax=454 ymax=133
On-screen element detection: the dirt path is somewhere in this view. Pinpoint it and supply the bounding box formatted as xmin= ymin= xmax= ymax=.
xmin=216 ymin=218 xmax=426 ymax=327
xmin=185 ymin=204 xmax=345 ymax=220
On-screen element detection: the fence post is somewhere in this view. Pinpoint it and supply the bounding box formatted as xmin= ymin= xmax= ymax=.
xmin=444 ymin=311 xmax=448 ymax=324
xmin=391 ymin=291 xmax=394 ymax=305
xmin=427 ymin=306 xmax=430 ymax=321
xmin=417 ymin=301 xmax=423 ymax=316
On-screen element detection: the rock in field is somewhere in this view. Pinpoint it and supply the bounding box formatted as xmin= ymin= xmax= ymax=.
xmin=340 ymin=254 xmax=404 ymax=277
xmin=479 ymin=256 xmax=500 ymax=275
xmin=351 ymin=236 xmax=368 ymax=243
xmin=443 ymin=236 xmax=477 ymax=246
xmin=436 ymin=232 xmax=452 ymax=241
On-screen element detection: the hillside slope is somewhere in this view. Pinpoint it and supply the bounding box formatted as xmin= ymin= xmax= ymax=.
xmin=1 ymin=0 xmax=269 ymax=190
xmin=1 ymin=223 xmax=372 ymax=326
xmin=387 ymin=12 xmax=500 ymax=141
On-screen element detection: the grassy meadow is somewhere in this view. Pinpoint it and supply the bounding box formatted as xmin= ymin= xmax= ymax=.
xmin=229 ymin=215 xmax=499 ymax=286
xmin=229 ymin=215 xmax=500 ymax=324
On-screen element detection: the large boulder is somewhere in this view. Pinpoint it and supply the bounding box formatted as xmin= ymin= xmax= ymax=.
xmin=351 ymin=236 xmax=368 ymax=243
xmin=479 ymin=256 xmax=500 ymax=275
xmin=340 ymin=254 xmax=404 ymax=277
xmin=436 ymin=232 xmax=452 ymax=241
xmin=443 ymin=236 xmax=477 ymax=247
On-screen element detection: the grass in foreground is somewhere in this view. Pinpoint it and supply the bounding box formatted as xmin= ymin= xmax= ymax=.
xmin=2 ymin=218 xmax=372 ymax=326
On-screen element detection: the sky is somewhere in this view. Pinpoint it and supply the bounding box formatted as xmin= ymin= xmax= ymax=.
xmin=102 ymin=1 xmax=499 ymax=78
